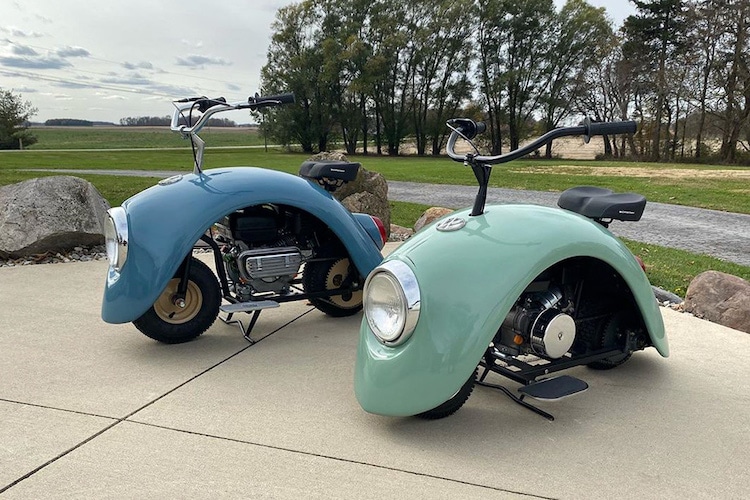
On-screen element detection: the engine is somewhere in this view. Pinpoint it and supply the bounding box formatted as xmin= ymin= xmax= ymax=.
xmin=496 ymin=286 xmax=576 ymax=359
xmin=214 ymin=205 xmax=316 ymax=300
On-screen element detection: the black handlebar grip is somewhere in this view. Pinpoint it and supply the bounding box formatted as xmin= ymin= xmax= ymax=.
xmin=197 ymin=96 xmax=226 ymax=113
xmin=448 ymin=118 xmax=485 ymax=140
xmin=585 ymin=119 xmax=637 ymax=137
xmin=250 ymin=93 xmax=296 ymax=105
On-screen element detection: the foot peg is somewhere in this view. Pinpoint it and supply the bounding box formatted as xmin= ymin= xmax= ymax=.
xmin=518 ymin=375 xmax=588 ymax=401
xmin=220 ymin=300 xmax=280 ymax=342
xmin=478 ymin=373 xmax=588 ymax=421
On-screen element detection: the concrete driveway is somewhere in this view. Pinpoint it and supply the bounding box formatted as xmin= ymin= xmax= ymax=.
xmin=1 ymin=252 xmax=748 ymax=499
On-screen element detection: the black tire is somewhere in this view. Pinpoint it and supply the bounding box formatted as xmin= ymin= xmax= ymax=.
xmin=417 ymin=368 xmax=478 ymax=420
xmin=133 ymin=257 xmax=221 ymax=344
xmin=587 ymin=312 xmax=633 ymax=370
xmin=303 ymin=257 xmax=363 ymax=317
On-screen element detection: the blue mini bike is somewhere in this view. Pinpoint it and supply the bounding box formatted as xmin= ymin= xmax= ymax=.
xmin=101 ymin=93 xmax=386 ymax=343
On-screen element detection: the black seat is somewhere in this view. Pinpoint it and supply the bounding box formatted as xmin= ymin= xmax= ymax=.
xmin=558 ymin=186 xmax=646 ymax=222
xmin=299 ymin=160 xmax=360 ymax=182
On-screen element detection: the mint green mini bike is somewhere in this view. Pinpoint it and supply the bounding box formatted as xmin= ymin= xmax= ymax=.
xmin=354 ymin=119 xmax=669 ymax=420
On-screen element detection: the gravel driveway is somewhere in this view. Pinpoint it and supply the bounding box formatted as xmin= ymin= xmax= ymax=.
xmin=388 ymin=180 xmax=750 ymax=267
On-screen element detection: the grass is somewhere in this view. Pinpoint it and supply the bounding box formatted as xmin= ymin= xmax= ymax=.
xmin=26 ymin=126 xmax=265 ymax=149
xmin=2 ymin=131 xmax=749 ymax=296
xmin=622 ymin=239 xmax=750 ymax=297
xmin=3 ymin=147 xmax=748 ymax=213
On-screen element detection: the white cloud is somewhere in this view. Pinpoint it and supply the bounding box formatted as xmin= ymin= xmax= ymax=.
xmin=175 ymin=54 xmax=231 ymax=68
xmin=11 ymin=44 xmax=37 ymax=56
xmin=0 ymin=54 xmax=70 ymax=69
xmin=55 ymin=45 xmax=90 ymax=58
xmin=123 ymin=61 xmax=154 ymax=70
xmin=0 ymin=26 xmax=44 ymax=38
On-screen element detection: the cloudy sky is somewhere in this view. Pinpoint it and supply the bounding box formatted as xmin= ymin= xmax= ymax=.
xmin=1 ymin=0 xmax=635 ymax=124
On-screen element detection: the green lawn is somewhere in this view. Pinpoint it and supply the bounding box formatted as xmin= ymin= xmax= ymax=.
xmin=4 ymin=147 xmax=748 ymax=214
xmin=25 ymin=126 xmax=265 ymax=149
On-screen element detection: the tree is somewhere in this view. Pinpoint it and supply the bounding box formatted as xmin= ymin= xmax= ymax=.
xmin=477 ymin=0 xmax=556 ymax=153
xmin=623 ymin=0 xmax=688 ymax=161
xmin=0 ymin=88 xmax=37 ymax=150
xmin=261 ymin=2 xmax=337 ymax=152
xmin=714 ymin=0 xmax=750 ymax=162
xmin=689 ymin=0 xmax=724 ymax=159
xmin=409 ymin=0 xmax=474 ymax=156
xmin=541 ymin=0 xmax=613 ymax=157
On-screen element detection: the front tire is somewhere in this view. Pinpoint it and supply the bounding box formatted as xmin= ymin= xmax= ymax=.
xmin=133 ymin=257 xmax=221 ymax=344
xmin=417 ymin=368 xmax=478 ymax=420
xmin=303 ymin=257 xmax=363 ymax=317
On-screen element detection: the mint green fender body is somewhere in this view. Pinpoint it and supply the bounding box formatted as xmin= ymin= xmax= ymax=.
xmin=354 ymin=204 xmax=669 ymax=417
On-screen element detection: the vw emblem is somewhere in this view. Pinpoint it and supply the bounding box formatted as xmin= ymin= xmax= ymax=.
xmin=158 ymin=174 xmax=183 ymax=186
xmin=436 ymin=217 xmax=466 ymax=232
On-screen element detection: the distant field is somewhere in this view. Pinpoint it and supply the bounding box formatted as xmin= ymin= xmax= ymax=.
xmin=3 ymin=126 xmax=750 ymax=214
xmin=26 ymin=126 xmax=265 ymax=149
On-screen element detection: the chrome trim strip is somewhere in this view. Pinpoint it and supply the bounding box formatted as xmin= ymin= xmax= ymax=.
xmin=107 ymin=207 xmax=129 ymax=272
xmin=364 ymin=259 xmax=421 ymax=346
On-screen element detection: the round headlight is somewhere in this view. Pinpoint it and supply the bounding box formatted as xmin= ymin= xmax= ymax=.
xmin=364 ymin=260 xmax=420 ymax=346
xmin=104 ymin=207 xmax=128 ymax=272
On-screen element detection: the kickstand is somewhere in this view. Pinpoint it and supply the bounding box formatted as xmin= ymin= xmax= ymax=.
xmin=220 ymin=311 xmax=262 ymax=344
xmin=477 ymin=368 xmax=555 ymax=421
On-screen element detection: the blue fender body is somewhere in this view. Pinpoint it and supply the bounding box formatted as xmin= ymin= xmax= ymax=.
xmin=101 ymin=167 xmax=384 ymax=324
xmin=354 ymin=204 xmax=668 ymax=417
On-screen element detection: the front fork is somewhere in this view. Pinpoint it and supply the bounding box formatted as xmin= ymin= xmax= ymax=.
xmin=172 ymin=233 xmax=232 ymax=307
xmin=172 ymin=256 xmax=192 ymax=309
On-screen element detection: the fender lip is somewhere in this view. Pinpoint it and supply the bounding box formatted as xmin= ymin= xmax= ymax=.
xmin=354 ymin=204 xmax=668 ymax=416
xmin=101 ymin=167 xmax=384 ymax=324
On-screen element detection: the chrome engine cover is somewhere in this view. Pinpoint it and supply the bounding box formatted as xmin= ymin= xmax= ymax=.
xmin=238 ymin=247 xmax=303 ymax=281
xmin=530 ymin=309 xmax=576 ymax=359
xmin=498 ymin=287 xmax=576 ymax=359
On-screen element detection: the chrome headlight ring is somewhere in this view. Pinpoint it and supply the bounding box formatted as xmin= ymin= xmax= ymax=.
xmin=363 ymin=260 xmax=421 ymax=346
xmin=104 ymin=207 xmax=129 ymax=272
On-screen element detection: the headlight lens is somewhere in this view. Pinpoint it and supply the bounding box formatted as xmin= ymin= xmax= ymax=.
xmin=364 ymin=260 xmax=420 ymax=346
xmin=104 ymin=207 xmax=128 ymax=272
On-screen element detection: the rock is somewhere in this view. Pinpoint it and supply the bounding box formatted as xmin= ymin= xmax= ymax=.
xmin=414 ymin=207 xmax=454 ymax=232
xmin=306 ymin=152 xmax=391 ymax=236
xmin=341 ymin=192 xmax=390 ymax=232
xmin=0 ymin=176 xmax=110 ymax=259
xmin=389 ymin=224 xmax=414 ymax=242
xmin=652 ymin=286 xmax=684 ymax=305
xmin=684 ymin=271 xmax=750 ymax=334
xmin=306 ymin=151 xmax=349 ymax=163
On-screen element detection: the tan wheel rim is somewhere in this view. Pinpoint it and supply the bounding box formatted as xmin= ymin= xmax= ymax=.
xmin=153 ymin=278 xmax=203 ymax=324
xmin=326 ymin=259 xmax=362 ymax=308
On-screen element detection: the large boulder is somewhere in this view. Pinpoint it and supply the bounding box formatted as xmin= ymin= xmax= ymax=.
xmin=414 ymin=207 xmax=454 ymax=232
xmin=306 ymin=152 xmax=391 ymax=235
xmin=0 ymin=176 xmax=110 ymax=258
xmin=389 ymin=224 xmax=414 ymax=242
xmin=684 ymin=271 xmax=750 ymax=334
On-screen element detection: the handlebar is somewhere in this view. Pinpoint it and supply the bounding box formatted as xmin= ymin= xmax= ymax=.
xmin=446 ymin=117 xmax=637 ymax=165
xmin=171 ymin=92 xmax=295 ymax=136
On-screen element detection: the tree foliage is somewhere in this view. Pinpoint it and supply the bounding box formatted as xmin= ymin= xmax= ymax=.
xmin=0 ymin=88 xmax=37 ymax=150
xmin=260 ymin=0 xmax=750 ymax=163
xmin=45 ymin=118 xmax=94 ymax=126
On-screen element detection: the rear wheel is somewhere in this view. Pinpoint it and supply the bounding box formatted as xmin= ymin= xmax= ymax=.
xmin=303 ymin=257 xmax=363 ymax=317
xmin=587 ymin=312 xmax=633 ymax=370
xmin=133 ymin=257 xmax=221 ymax=344
xmin=417 ymin=368 xmax=478 ymax=420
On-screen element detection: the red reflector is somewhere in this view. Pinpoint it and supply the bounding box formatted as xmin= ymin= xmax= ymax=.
xmin=371 ymin=216 xmax=387 ymax=246
xmin=635 ymin=255 xmax=646 ymax=272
